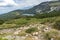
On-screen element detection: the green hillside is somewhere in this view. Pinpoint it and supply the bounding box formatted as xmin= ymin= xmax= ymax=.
xmin=0 ymin=10 xmax=60 ymax=40
xmin=0 ymin=10 xmax=22 ymax=21
xmin=0 ymin=10 xmax=60 ymax=29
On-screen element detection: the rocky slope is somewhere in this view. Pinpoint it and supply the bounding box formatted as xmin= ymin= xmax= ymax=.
xmin=0 ymin=23 xmax=60 ymax=40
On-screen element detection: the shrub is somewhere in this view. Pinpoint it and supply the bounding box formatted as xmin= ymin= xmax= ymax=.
xmin=43 ymin=29 xmax=59 ymax=40
xmin=35 ymin=11 xmax=60 ymax=19
xmin=5 ymin=18 xmax=28 ymax=25
xmin=15 ymin=18 xmax=28 ymax=25
xmin=25 ymin=27 xmax=38 ymax=34
xmin=0 ymin=20 xmax=4 ymax=25
xmin=28 ymin=18 xmax=40 ymax=24
xmin=53 ymin=20 xmax=60 ymax=30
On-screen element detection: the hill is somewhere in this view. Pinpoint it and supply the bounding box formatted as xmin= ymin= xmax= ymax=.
xmin=0 ymin=1 xmax=60 ymax=21
xmin=0 ymin=13 xmax=60 ymax=40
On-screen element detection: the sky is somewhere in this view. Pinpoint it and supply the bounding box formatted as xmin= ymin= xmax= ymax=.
xmin=0 ymin=0 xmax=52 ymax=14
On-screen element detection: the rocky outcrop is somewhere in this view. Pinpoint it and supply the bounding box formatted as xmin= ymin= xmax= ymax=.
xmin=0 ymin=23 xmax=59 ymax=40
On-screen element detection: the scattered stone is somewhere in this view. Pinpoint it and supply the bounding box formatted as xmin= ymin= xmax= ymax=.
xmin=33 ymin=36 xmax=39 ymax=40
xmin=33 ymin=32 xmax=39 ymax=36
xmin=14 ymin=30 xmax=21 ymax=35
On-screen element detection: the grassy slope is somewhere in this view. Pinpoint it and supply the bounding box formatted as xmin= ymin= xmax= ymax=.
xmin=0 ymin=16 xmax=60 ymax=29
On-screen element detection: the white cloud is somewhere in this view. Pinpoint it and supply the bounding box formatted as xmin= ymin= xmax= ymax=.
xmin=0 ymin=0 xmax=18 ymax=6
xmin=4 ymin=0 xmax=18 ymax=5
xmin=0 ymin=2 xmax=7 ymax=6
xmin=0 ymin=0 xmax=52 ymax=14
xmin=15 ymin=0 xmax=52 ymax=7
xmin=0 ymin=0 xmax=52 ymax=7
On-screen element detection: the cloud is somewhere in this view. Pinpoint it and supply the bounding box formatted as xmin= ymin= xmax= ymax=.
xmin=15 ymin=0 xmax=45 ymax=7
xmin=0 ymin=0 xmax=52 ymax=7
xmin=4 ymin=0 xmax=18 ymax=5
xmin=0 ymin=0 xmax=18 ymax=6
xmin=0 ymin=0 xmax=52 ymax=14
xmin=0 ymin=2 xmax=7 ymax=6
xmin=15 ymin=0 xmax=52 ymax=7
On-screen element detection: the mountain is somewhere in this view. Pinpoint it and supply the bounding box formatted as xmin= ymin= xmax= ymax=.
xmin=0 ymin=1 xmax=60 ymax=20
xmin=28 ymin=1 xmax=60 ymax=13
xmin=0 ymin=10 xmax=23 ymax=20
xmin=18 ymin=1 xmax=60 ymax=14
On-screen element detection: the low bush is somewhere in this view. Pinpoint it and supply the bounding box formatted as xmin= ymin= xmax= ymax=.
xmin=53 ymin=20 xmax=60 ymax=30
xmin=43 ymin=29 xmax=59 ymax=40
xmin=25 ymin=27 xmax=38 ymax=34
xmin=0 ymin=38 xmax=8 ymax=40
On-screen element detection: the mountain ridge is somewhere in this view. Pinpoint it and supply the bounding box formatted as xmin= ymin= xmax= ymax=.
xmin=0 ymin=1 xmax=60 ymax=20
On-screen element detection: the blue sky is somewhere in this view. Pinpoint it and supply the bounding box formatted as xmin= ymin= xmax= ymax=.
xmin=0 ymin=0 xmax=52 ymax=14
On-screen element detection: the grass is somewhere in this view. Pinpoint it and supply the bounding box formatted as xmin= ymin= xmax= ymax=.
xmin=18 ymin=30 xmax=26 ymax=36
xmin=0 ymin=38 xmax=8 ymax=40
xmin=43 ymin=29 xmax=59 ymax=40
xmin=53 ymin=20 xmax=60 ymax=30
xmin=0 ymin=16 xmax=60 ymax=29
xmin=25 ymin=36 xmax=33 ymax=40
xmin=0 ymin=15 xmax=60 ymax=40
